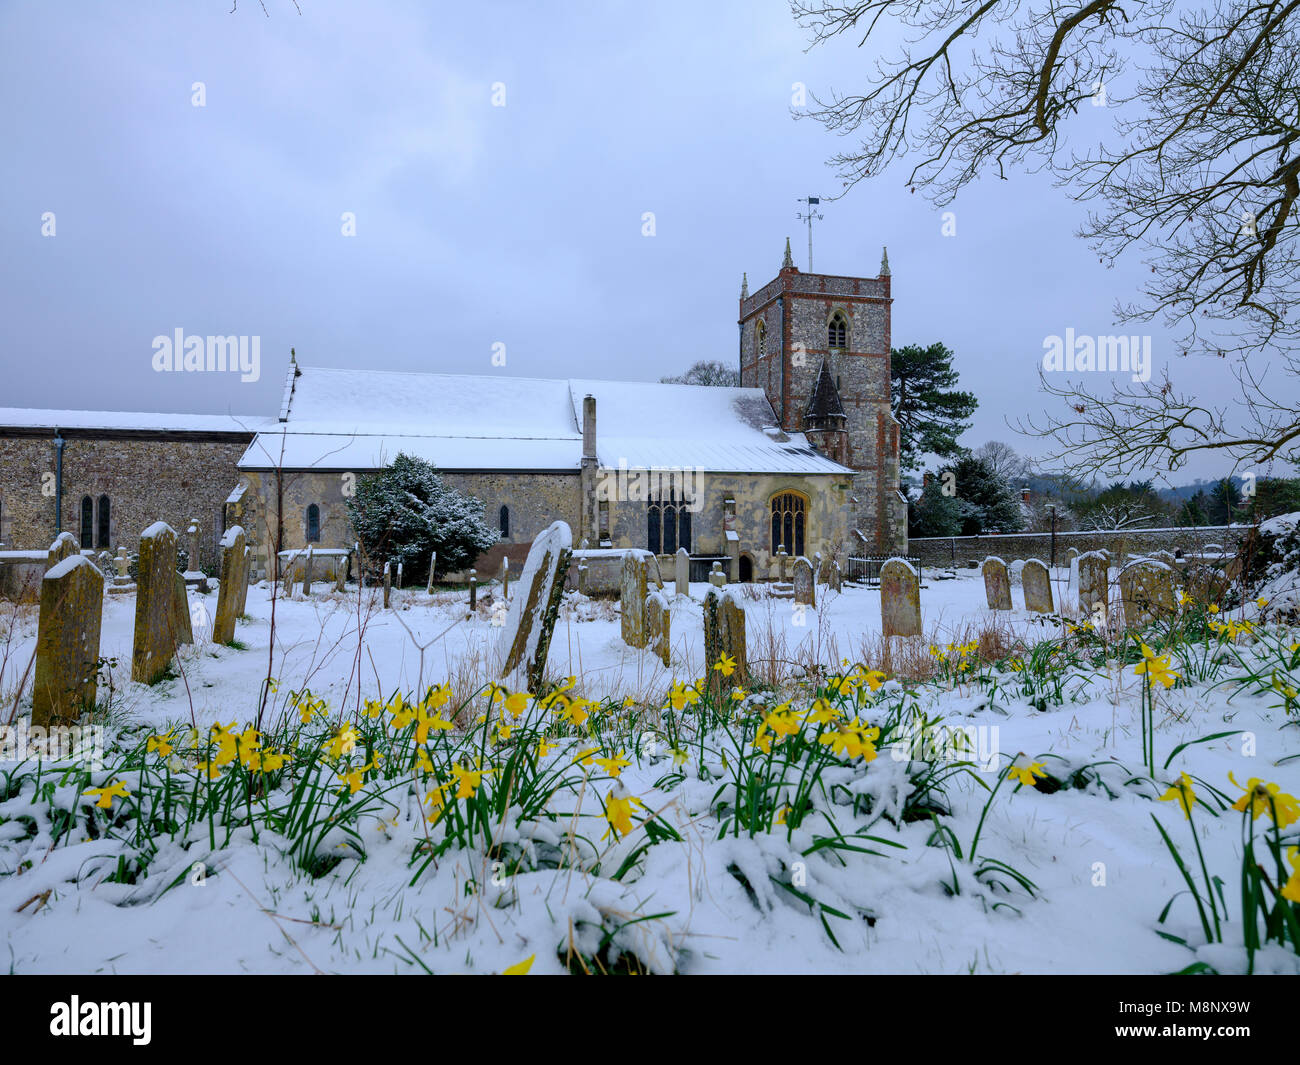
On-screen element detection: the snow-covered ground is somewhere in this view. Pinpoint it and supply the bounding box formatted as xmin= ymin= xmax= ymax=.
xmin=1 ymin=568 xmax=1297 ymax=975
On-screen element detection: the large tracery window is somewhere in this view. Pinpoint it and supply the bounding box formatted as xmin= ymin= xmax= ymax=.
xmin=79 ymin=496 xmax=94 ymax=549
xmin=828 ymin=311 xmax=848 ymax=351
xmin=770 ymin=492 xmax=806 ymax=557
xmin=647 ymin=490 xmax=692 ymax=555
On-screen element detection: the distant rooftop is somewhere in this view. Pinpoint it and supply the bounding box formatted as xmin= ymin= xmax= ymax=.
xmin=0 ymin=407 xmax=270 ymax=434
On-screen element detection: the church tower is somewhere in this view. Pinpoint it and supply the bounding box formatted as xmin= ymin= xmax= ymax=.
xmin=738 ymin=240 xmax=906 ymax=553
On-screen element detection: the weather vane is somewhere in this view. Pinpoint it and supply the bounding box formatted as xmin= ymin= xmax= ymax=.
xmin=796 ymin=196 xmax=823 ymax=271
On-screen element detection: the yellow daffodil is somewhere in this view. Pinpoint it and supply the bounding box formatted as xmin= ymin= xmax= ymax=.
xmin=670 ymin=747 xmax=688 ymax=766
xmin=1281 ymin=848 xmax=1300 ymax=903
xmin=819 ymin=719 xmax=880 ymax=761
xmin=1007 ymin=756 xmax=1047 ymax=787
xmin=535 ymin=737 xmax=556 ymax=758
xmin=622 ymin=697 xmax=635 ymax=709
xmin=573 ymin=746 xmax=600 ymax=767
xmin=324 ymin=723 xmax=359 ymax=760
xmin=730 ymin=687 xmax=747 ymax=701
xmin=503 ymin=954 xmax=535 ymax=975
xmin=714 ymin=653 xmax=736 ymax=677
xmin=1159 ymin=772 xmax=1197 ymax=818
xmin=363 ymin=698 xmax=386 ymax=719
xmin=1134 ymin=644 xmax=1179 ymax=688
xmin=424 ymin=783 xmax=448 ymax=824
xmin=805 ymin=698 xmax=842 ymax=726
xmin=601 ymin=793 xmax=646 ymax=839
xmin=1229 ymin=774 xmax=1300 ymax=827
xmin=449 ymin=760 xmax=492 ymax=799
xmin=1257 ymin=597 xmax=1270 ymax=609
xmin=414 ymin=705 xmax=454 ymax=745
xmin=83 ymin=780 xmax=131 ymax=809
xmin=389 ymin=695 xmax=416 ymax=731
xmin=592 ymin=751 xmax=632 ymax=778
xmin=146 ymin=731 xmax=175 ymax=758
xmin=1208 ymin=603 xmax=1219 ymax=615
xmin=502 ymin=691 xmax=531 ymax=718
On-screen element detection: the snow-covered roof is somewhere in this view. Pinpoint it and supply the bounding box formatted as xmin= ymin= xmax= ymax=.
xmin=0 ymin=407 xmax=268 ymax=434
xmin=568 ymin=378 xmax=853 ymax=475
xmin=239 ymin=365 xmax=854 ymax=476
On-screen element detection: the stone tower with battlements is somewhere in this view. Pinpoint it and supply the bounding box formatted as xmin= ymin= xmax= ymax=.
xmin=738 ymin=240 xmax=907 ymax=554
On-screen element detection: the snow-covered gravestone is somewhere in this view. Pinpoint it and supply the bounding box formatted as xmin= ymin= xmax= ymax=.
xmin=621 ymin=552 xmax=649 ymax=648
xmin=496 ymin=521 xmax=572 ymax=690
xmin=792 ymin=557 xmax=815 ymax=607
xmin=426 ymin=551 xmax=437 ymax=594
xmin=45 ymin=531 xmax=80 ymax=573
xmin=303 ymin=545 xmax=315 ymax=596
xmin=675 ymin=547 xmax=689 ymax=599
xmin=212 ymin=526 xmax=246 ymax=645
xmin=1077 ymin=551 xmax=1109 ymax=622
xmin=132 ymin=522 xmax=178 ymax=684
xmin=880 ymin=558 xmax=921 ymax=637
xmin=383 ymin=561 xmax=391 ymax=609
xmin=982 ymin=557 xmax=1012 ymax=611
xmin=334 ymin=549 xmax=347 ymax=593
xmin=1021 ymin=558 xmax=1053 ymax=613
xmin=33 ymin=555 xmax=103 ymax=727
xmin=646 ymin=588 xmax=670 ymax=666
xmin=1119 ymin=560 xmax=1175 ymax=629
xmin=703 ymin=584 xmax=747 ymax=690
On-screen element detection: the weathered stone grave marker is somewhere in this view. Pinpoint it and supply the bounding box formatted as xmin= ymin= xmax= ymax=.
xmin=793 ymin=557 xmax=815 ymax=607
xmin=1021 ymin=558 xmax=1054 ymax=613
xmin=982 ymin=557 xmax=1012 ymax=611
xmin=132 ymin=522 xmax=178 ymax=684
xmin=213 ymin=526 xmax=246 ymax=645
xmin=1119 ymin=560 xmax=1176 ymax=629
xmin=496 ymin=521 xmax=572 ymax=690
xmin=33 ymin=555 xmax=104 ymax=726
xmin=621 ymin=552 xmax=649 ymax=648
xmin=880 ymin=557 xmax=921 ymax=637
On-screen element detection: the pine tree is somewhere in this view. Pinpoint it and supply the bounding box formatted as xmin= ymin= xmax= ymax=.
xmin=346 ymin=453 xmax=498 ymax=583
xmin=890 ymin=342 xmax=978 ymax=471
xmin=949 ymin=455 xmax=1024 ymax=534
xmin=909 ymin=474 xmax=963 ymax=536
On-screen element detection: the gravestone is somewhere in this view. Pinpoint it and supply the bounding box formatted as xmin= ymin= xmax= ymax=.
xmin=426 ymin=550 xmax=437 ymax=594
xmin=1021 ymin=558 xmax=1054 ymax=613
xmin=1119 ymin=560 xmax=1176 ymax=628
xmin=107 ymin=546 xmax=135 ymax=597
xmin=675 ymin=547 xmax=689 ymax=598
xmin=496 ymin=521 xmax=573 ymax=690
xmin=131 ymin=522 xmax=178 ymax=684
xmin=383 ymin=562 xmax=391 ymax=609
xmin=1077 ymin=551 xmax=1109 ymax=621
xmin=982 ymin=557 xmax=1012 ymax=611
xmin=236 ymin=545 xmax=252 ymax=615
xmin=577 ymin=559 xmax=589 ymax=595
xmin=828 ymin=559 xmax=842 ymax=593
xmin=334 ymin=548 xmax=347 ymax=593
xmin=171 ymin=572 xmax=194 ymax=645
xmin=620 ymin=552 xmax=649 ymax=648
xmin=45 ymin=532 xmax=80 ymax=573
xmin=32 ymin=555 xmax=104 ymax=727
xmin=212 ymin=526 xmax=246 ymax=645
xmin=880 ymin=558 xmax=921 ymax=637
xmin=776 ymin=547 xmax=789 ymax=580
xmin=646 ymin=589 xmax=670 ymax=666
xmin=501 ymin=557 xmax=510 ymax=600
xmin=468 ymin=569 xmax=477 ymax=612
xmin=792 ymin=556 xmax=815 ymax=607
xmin=703 ymin=584 xmax=747 ymax=690
xmin=302 ymin=546 xmax=314 ymax=596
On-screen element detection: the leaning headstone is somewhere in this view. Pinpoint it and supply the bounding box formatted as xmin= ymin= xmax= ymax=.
xmin=982 ymin=557 xmax=1012 ymax=611
xmin=793 ymin=556 xmax=816 ymax=607
xmin=1077 ymin=551 xmax=1109 ymax=621
xmin=703 ymin=584 xmax=747 ymax=690
xmin=45 ymin=531 xmax=80 ymax=573
xmin=646 ymin=589 xmax=670 ymax=666
xmin=171 ymin=572 xmax=194 ymax=646
xmin=675 ymin=547 xmax=689 ymax=599
xmin=1119 ymin=560 xmax=1176 ymax=629
xmin=880 ymin=558 xmax=921 ymax=637
xmin=621 ymin=552 xmax=649 ymax=648
xmin=132 ymin=522 xmax=178 ymax=684
xmin=496 ymin=521 xmax=573 ymax=690
xmin=1021 ymin=558 xmax=1054 ymax=613
xmin=212 ymin=526 xmax=246 ymax=644
xmin=32 ymin=555 xmax=104 ymax=727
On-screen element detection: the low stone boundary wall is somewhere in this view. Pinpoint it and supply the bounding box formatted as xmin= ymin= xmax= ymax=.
xmin=909 ymin=525 xmax=1248 ymax=569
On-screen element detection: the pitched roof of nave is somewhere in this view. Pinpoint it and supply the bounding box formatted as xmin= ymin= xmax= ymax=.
xmin=237 ymin=365 xmax=852 ymax=476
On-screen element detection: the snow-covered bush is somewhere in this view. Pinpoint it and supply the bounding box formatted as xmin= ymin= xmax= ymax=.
xmin=346 ymin=453 xmax=498 ymax=583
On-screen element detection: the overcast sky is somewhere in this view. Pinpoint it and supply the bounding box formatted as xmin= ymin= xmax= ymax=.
xmin=2 ymin=0 xmax=1293 ymax=485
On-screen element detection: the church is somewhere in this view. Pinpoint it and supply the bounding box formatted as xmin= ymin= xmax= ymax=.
xmin=0 ymin=244 xmax=906 ymax=581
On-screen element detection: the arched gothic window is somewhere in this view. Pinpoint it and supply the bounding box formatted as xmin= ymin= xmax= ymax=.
xmin=770 ymin=492 xmax=806 ymax=557
xmin=647 ymin=489 xmax=692 ymax=554
xmin=306 ymin=503 xmax=321 ymax=543
xmin=499 ymin=505 xmax=510 ymax=539
xmin=79 ymin=496 xmax=93 ymax=549
xmin=96 ymin=495 xmax=110 ymax=548
xmin=828 ymin=311 xmax=848 ymax=351
xmin=756 ymin=320 xmax=767 ymax=360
